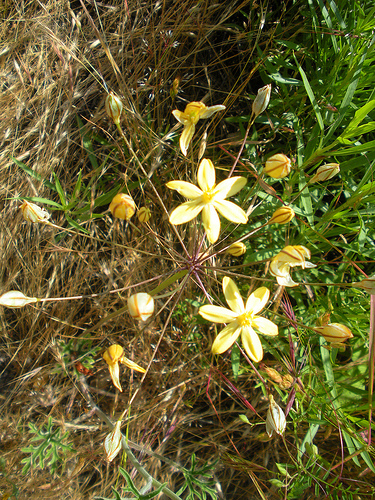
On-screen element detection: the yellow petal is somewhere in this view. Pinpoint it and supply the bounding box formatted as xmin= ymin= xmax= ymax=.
xmin=169 ymin=199 xmax=203 ymax=225
xmin=202 ymin=204 xmax=220 ymax=243
xmin=213 ymin=176 xmax=247 ymax=199
xmin=276 ymin=273 xmax=298 ymax=287
xmin=241 ymin=326 xmax=263 ymax=362
xmin=245 ymin=287 xmax=270 ymax=315
xmin=108 ymin=362 xmax=122 ymax=392
xmin=211 ymin=322 xmax=241 ymax=354
xmin=270 ymin=260 xmax=290 ymax=278
xmin=252 ymin=317 xmax=278 ymax=336
xmin=213 ymin=199 xmax=248 ymax=224
xmin=172 ymin=109 xmax=189 ymax=125
xmin=198 ymin=104 xmax=226 ymax=119
xmin=199 ymin=305 xmax=238 ymax=323
xmin=223 ymin=277 xmax=244 ymax=313
xmin=197 ymin=159 xmax=216 ymax=191
xmin=121 ymin=355 xmax=146 ymax=373
xmin=180 ymin=122 xmax=195 ymax=156
xmin=166 ymin=180 xmax=202 ymax=199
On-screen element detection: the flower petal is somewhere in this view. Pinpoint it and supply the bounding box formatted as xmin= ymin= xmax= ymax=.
xmin=108 ymin=362 xmax=122 ymax=392
xmin=213 ymin=176 xmax=247 ymax=199
xmin=180 ymin=123 xmax=195 ymax=156
xmin=213 ymin=199 xmax=248 ymax=224
xmin=222 ymin=276 xmax=244 ymax=313
xmin=276 ymin=274 xmax=298 ymax=287
xmin=120 ymin=356 xmax=146 ymax=373
xmin=202 ymin=204 xmax=220 ymax=243
xmin=197 ymin=159 xmax=216 ymax=191
xmin=245 ymin=287 xmax=270 ymax=315
xmin=199 ymin=305 xmax=238 ymax=323
xmin=270 ymin=260 xmax=290 ymax=278
xmin=169 ymin=199 xmax=203 ymax=225
xmin=198 ymin=104 xmax=226 ymax=119
xmin=166 ymin=180 xmax=202 ymax=199
xmin=211 ymin=322 xmax=241 ymax=354
xmin=241 ymin=326 xmax=263 ymax=362
xmin=252 ymin=316 xmax=278 ymax=336
xmin=172 ymin=110 xmax=189 ymax=125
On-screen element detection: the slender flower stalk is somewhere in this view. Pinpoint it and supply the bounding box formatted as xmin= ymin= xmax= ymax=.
xmin=270 ymin=245 xmax=316 ymax=287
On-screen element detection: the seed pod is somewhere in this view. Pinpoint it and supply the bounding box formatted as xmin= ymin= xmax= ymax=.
xmin=252 ymin=84 xmax=271 ymax=117
xmin=109 ymin=193 xmax=136 ymax=220
xmin=268 ymin=206 xmax=295 ymax=225
xmin=105 ymin=92 xmax=123 ymax=125
xmin=264 ymin=154 xmax=291 ymax=179
xmin=20 ymin=201 xmax=50 ymax=223
xmin=128 ymin=293 xmax=154 ymax=321
xmin=0 ymin=291 xmax=38 ymax=308
xmin=310 ymin=163 xmax=340 ymax=183
xmin=137 ymin=207 xmax=151 ymax=223
xmin=226 ymin=242 xmax=247 ymax=257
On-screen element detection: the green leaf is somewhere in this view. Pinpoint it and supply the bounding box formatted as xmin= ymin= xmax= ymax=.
xmin=52 ymin=172 xmax=67 ymax=207
xmin=12 ymin=158 xmax=56 ymax=191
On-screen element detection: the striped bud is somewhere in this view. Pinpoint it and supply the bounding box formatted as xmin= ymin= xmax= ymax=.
xmin=252 ymin=84 xmax=271 ymax=117
xmin=264 ymin=154 xmax=291 ymax=179
xmin=20 ymin=201 xmax=50 ymax=223
xmin=226 ymin=242 xmax=247 ymax=257
xmin=109 ymin=193 xmax=136 ymax=221
xmin=310 ymin=163 xmax=340 ymax=183
xmin=128 ymin=293 xmax=154 ymax=321
xmin=105 ymin=92 xmax=123 ymax=125
xmin=268 ymin=206 xmax=295 ymax=225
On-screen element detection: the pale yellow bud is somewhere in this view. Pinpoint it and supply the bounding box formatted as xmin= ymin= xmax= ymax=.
xmin=266 ymin=394 xmax=286 ymax=438
xmin=315 ymin=323 xmax=353 ymax=344
xmin=128 ymin=293 xmax=154 ymax=321
xmin=226 ymin=242 xmax=247 ymax=257
xmin=310 ymin=163 xmax=340 ymax=183
xmin=105 ymin=92 xmax=123 ymax=125
xmin=264 ymin=154 xmax=291 ymax=179
xmin=20 ymin=201 xmax=50 ymax=223
xmin=0 ymin=291 xmax=38 ymax=308
xmin=109 ymin=193 xmax=136 ymax=220
xmin=104 ymin=420 xmax=122 ymax=462
xmin=268 ymin=206 xmax=295 ymax=225
xmin=137 ymin=207 xmax=151 ymax=223
xmin=252 ymin=84 xmax=271 ymax=117
xmin=352 ymin=276 xmax=375 ymax=295
xmin=170 ymin=76 xmax=181 ymax=99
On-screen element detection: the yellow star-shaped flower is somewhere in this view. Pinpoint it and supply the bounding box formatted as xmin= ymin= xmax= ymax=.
xmin=199 ymin=277 xmax=278 ymax=362
xmin=172 ymin=101 xmax=225 ymax=156
xmin=166 ymin=158 xmax=248 ymax=243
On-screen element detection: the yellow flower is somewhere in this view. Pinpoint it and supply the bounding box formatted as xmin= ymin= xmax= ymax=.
xmin=252 ymin=84 xmax=271 ymax=117
xmin=109 ymin=193 xmax=136 ymax=220
xmin=167 ymin=158 xmax=248 ymax=243
xmin=199 ymin=277 xmax=278 ymax=362
xmin=270 ymin=245 xmax=316 ymax=287
xmin=226 ymin=242 xmax=247 ymax=257
xmin=105 ymin=92 xmax=123 ymax=125
xmin=128 ymin=293 xmax=154 ymax=322
xmin=263 ymin=154 xmax=291 ymax=179
xmin=103 ymin=344 xmax=145 ymax=392
xmin=268 ymin=206 xmax=295 ymax=225
xmin=310 ymin=163 xmax=340 ymax=183
xmin=172 ymin=101 xmax=225 ymax=156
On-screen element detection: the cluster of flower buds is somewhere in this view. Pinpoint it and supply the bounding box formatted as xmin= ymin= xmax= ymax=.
xmin=315 ymin=323 xmax=353 ymax=348
xmin=263 ymin=154 xmax=291 ymax=179
xmin=270 ymin=245 xmax=316 ymax=287
xmin=268 ymin=206 xmax=295 ymax=225
xmin=20 ymin=201 xmax=50 ymax=223
xmin=103 ymin=344 xmax=146 ymax=392
xmin=266 ymin=394 xmax=286 ymax=438
xmin=109 ymin=193 xmax=136 ymax=221
xmin=226 ymin=242 xmax=247 ymax=257
xmin=310 ymin=163 xmax=340 ymax=183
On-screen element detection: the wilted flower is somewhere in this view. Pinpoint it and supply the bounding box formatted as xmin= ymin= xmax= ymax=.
xmin=266 ymin=394 xmax=286 ymax=437
xmin=109 ymin=193 xmax=136 ymax=220
xmin=103 ymin=344 xmax=145 ymax=392
xmin=352 ymin=276 xmax=375 ymax=295
xmin=310 ymin=163 xmax=340 ymax=183
xmin=268 ymin=206 xmax=295 ymax=225
xmin=167 ymin=158 xmax=248 ymax=243
xmin=315 ymin=323 xmax=353 ymax=346
xmin=252 ymin=84 xmax=271 ymax=118
xmin=137 ymin=207 xmax=151 ymax=223
xmin=104 ymin=419 xmax=122 ymax=462
xmin=263 ymin=154 xmax=291 ymax=179
xmin=20 ymin=201 xmax=50 ymax=223
xmin=128 ymin=293 xmax=154 ymax=321
xmin=105 ymin=92 xmax=123 ymax=125
xmin=199 ymin=277 xmax=278 ymax=362
xmin=226 ymin=242 xmax=247 ymax=257
xmin=0 ymin=291 xmax=38 ymax=308
xmin=172 ymin=101 xmax=225 ymax=156
xmin=270 ymin=245 xmax=316 ymax=287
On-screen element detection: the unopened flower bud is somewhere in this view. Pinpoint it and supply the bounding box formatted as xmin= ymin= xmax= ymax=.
xmin=252 ymin=84 xmax=271 ymax=117
xmin=226 ymin=242 xmax=247 ymax=257
xmin=310 ymin=163 xmax=340 ymax=183
xmin=137 ymin=207 xmax=151 ymax=223
xmin=109 ymin=193 xmax=136 ymax=220
xmin=128 ymin=293 xmax=154 ymax=321
xmin=268 ymin=206 xmax=295 ymax=225
xmin=105 ymin=92 xmax=123 ymax=125
xmin=20 ymin=201 xmax=50 ymax=223
xmin=170 ymin=76 xmax=181 ymax=100
xmin=0 ymin=291 xmax=38 ymax=308
xmin=279 ymin=374 xmax=294 ymax=390
xmin=104 ymin=420 xmax=122 ymax=462
xmin=266 ymin=394 xmax=286 ymax=438
xmin=352 ymin=276 xmax=375 ymax=295
xmin=315 ymin=323 xmax=353 ymax=344
xmin=263 ymin=366 xmax=283 ymax=384
xmin=264 ymin=154 xmax=291 ymax=179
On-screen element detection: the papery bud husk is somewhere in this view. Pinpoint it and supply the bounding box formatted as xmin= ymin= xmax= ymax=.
xmin=105 ymin=92 xmax=123 ymax=125
xmin=252 ymin=84 xmax=271 ymax=117
xmin=314 ymin=323 xmax=353 ymax=344
xmin=266 ymin=394 xmax=286 ymax=438
xmin=20 ymin=201 xmax=50 ymax=223
xmin=137 ymin=207 xmax=151 ymax=223
xmin=310 ymin=163 xmax=340 ymax=183
xmin=226 ymin=242 xmax=247 ymax=257
xmin=0 ymin=291 xmax=38 ymax=308
xmin=352 ymin=276 xmax=375 ymax=295
xmin=263 ymin=366 xmax=283 ymax=384
xmin=109 ymin=193 xmax=136 ymax=220
xmin=263 ymin=154 xmax=291 ymax=179
xmin=128 ymin=293 xmax=154 ymax=321
xmin=104 ymin=420 xmax=122 ymax=462
xmin=268 ymin=206 xmax=295 ymax=225
xmin=279 ymin=374 xmax=294 ymax=390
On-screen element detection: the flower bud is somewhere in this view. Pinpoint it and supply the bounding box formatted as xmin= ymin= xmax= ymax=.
xmin=0 ymin=291 xmax=38 ymax=308
xmin=310 ymin=163 xmax=340 ymax=183
xmin=20 ymin=201 xmax=50 ymax=223
xmin=104 ymin=420 xmax=122 ymax=462
xmin=263 ymin=366 xmax=283 ymax=384
xmin=352 ymin=276 xmax=375 ymax=295
xmin=252 ymin=84 xmax=271 ymax=117
xmin=226 ymin=242 xmax=247 ymax=257
xmin=268 ymin=206 xmax=295 ymax=225
xmin=109 ymin=193 xmax=136 ymax=221
xmin=264 ymin=154 xmax=291 ymax=179
xmin=314 ymin=323 xmax=353 ymax=344
xmin=170 ymin=76 xmax=181 ymax=100
xmin=266 ymin=394 xmax=286 ymax=438
xmin=279 ymin=374 xmax=294 ymax=390
xmin=128 ymin=293 xmax=154 ymax=321
xmin=105 ymin=92 xmax=123 ymax=125
xmin=137 ymin=207 xmax=151 ymax=223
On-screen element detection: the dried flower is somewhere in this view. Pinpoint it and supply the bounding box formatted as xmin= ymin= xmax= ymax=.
xmin=226 ymin=242 xmax=247 ymax=257
xmin=105 ymin=92 xmax=123 ymax=125
xmin=137 ymin=207 xmax=151 ymax=223
xmin=310 ymin=163 xmax=340 ymax=183
xmin=252 ymin=84 xmax=271 ymax=118
xmin=352 ymin=276 xmax=375 ymax=295
xmin=315 ymin=323 xmax=353 ymax=346
xmin=20 ymin=201 xmax=50 ymax=223
xmin=103 ymin=344 xmax=145 ymax=392
xmin=128 ymin=293 xmax=154 ymax=321
xmin=172 ymin=101 xmax=225 ymax=156
xmin=0 ymin=291 xmax=38 ymax=308
xmin=266 ymin=394 xmax=286 ymax=437
xmin=104 ymin=420 xmax=122 ymax=462
xmin=270 ymin=245 xmax=316 ymax=287
xmin=109 ymin=193 xmax=136 ymax=221
xmin=199 ymin=277 xmax=278 ymax=363
xmin=167 ymin=158 xmax=248 ymax=243
xmin=264 ymin=154 xmax=291 ymax=179
xmin=268 ymin=206 xmax=295 ymax=225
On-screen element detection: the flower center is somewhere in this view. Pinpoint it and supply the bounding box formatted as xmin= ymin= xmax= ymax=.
xmin=202 ymin=189 xmax=215 ymax=204
xmin=237 ymin=310 xmax=254 ymax=327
